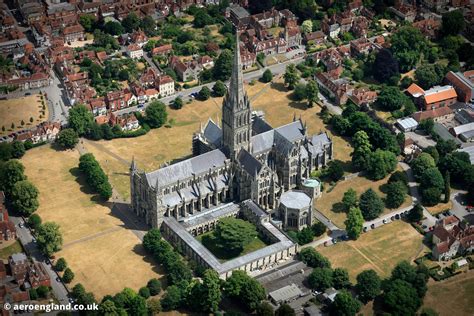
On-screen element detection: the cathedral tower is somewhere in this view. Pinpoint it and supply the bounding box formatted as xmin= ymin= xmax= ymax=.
xmin=221 ymin=36 xmax=252 ymax=160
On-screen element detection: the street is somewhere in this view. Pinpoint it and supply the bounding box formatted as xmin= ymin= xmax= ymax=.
xmin=9 ymin=216 xmax=70 ymax=305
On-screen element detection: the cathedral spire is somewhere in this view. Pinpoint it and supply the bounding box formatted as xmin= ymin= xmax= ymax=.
xmin=227 ymin=34 xmax=246 ymax=109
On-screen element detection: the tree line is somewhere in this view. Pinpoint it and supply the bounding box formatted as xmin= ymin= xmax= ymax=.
xmin=78 ymin=153 xmax=112 ymax=200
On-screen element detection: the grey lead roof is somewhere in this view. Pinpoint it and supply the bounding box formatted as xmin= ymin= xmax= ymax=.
xmin=203 ymin=119 xmax=222 ymax=146
xmin=238 ymin=149 xmax=263 ymax=175
xmin=280 ymin=191 xmax=311 ymax=209
xmin=275 ymin=120 xmax=305 ymax=143
xmin=252 ymin=116 xmax=273 ymax=135
xmin=145 ymin=149 xmax=227 ymax=188
xmin=251 ymin=130 xmax=275 ymax=154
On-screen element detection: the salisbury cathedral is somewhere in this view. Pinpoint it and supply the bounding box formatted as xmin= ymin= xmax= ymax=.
xmin=130 ymin=40 xmax=333 ymax=228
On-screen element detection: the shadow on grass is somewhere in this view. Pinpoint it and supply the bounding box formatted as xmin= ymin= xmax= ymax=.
xmin=200 ymin=234 xmax=241 ymax=260
xmin=69 ymin=167 xmax=112 ymax=207
xmin=131 ymin=243 xmax=168 ymax=287
xmin=331 ymin=202 xmax=346 ymax=213
xmin=271 ymin=81 xmax=288 ymax=92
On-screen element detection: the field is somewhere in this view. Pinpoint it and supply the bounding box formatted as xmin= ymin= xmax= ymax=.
xmin=196 ymin=231 xmax=270 ymax=261
xmin=315 ymin=167 xmax=413 ymax=228
xmin=0 ymin=240 xmax=23 ymax=260
xmin=0 ymin=94 xmax=47 ymax=136
xmin=423 ymin=270 xmax=474 ymax=316
xmin=85 ymin=78 xmax=352 ymax=201
xmin=21 ymin=145 xmax=164 ymax=298
xmin=317 ymin=221 xmax=427 ymax=281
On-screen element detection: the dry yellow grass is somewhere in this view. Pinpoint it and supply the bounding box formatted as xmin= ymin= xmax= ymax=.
xmin=423 ymin=270 xmax=474 ymax=316
xmin=316 ymin=167 xmax=413 ymax=228
xmin=317 ymin=221 xmax=428 ymax=281
xmin=21 ymin=145 xmax=164 ymax=298
xmin=426 ymin=201 xmax=452 ymax=215
xmin=0 ymin=94 xmax=47 ymax=136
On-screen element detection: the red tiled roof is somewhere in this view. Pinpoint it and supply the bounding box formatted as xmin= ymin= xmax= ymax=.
xmin=412 ymin=107 xmax=454 ymax=121
xmin=424 ymin=87 xmax=457 ymax=104
xmin=406 ymin=83 xmax=425 ymax=96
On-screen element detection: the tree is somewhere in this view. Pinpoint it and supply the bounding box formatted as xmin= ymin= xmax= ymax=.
xmin=62 ymin=267 xmax=75 ymax=283
xmin=297 ymin=227 xmax=314 ymax=245
xmin=122 ymin=12 xmax=140 ymax=32
xmin=421 ymin=308 xmax=439 ymax=316
xmin=390 ymin=26 xmax=427 ymax=72
xmin=37 ymin=285 xmax=49 ymax=298
xmin=147 ymin=278 xmax=162 ymax=296
xmin=342 ymin=188 xmax=358 ymax=211
xmin=98 ymin=300 xmax=120 ymax=315
xmin=36 ymin=222 xmax=63 ymax=257
xmin=249 ymin=0 xmax=273 ymax=13
xmin=275 ymin=304 xmax=296 ymax=316
xmin=214 ymin=217 xmax=258 ymax=253
xmin=213 ymin=49 xmax=233 ymax=81
xmin=345 ymin=207 xmax=364 ymax=240
xmin=408 ymin=203 xmax=424 ymax=222
xmin=261 ymin=69 xmax=273 ymax=83
xmin=292 ymin=83 xmax=307 ymax=101
xmin=199 ymin=86 xmax=211 ymax=101
xmin=326 ymin=160 xmax=344 ymax=182
xmin=442 ymin=10 xmax=466 ymax=36
xmin=160 ymin=285 xmax=182 ymax=311
xmin=129 ymin=295 xmax=147 ymax=316
xmin=142 ymin=228 xmax=161 ymax=253
xmin=385 ymin=181 xmax=407 ymax=208
xmin=306 ymin=80 xmax=319 ymax=107
xmin=56 ymin=128 xmax=79 ymax=149
xmin=140 ymin=15 xmax=157 ymax=36
xmin=54 ymin=257 xmax=67 ymax=272
xmin=29 ymin=288 xmax=38 ymax=300
xmin=352 ymin=131 xmax=372 ymax=170
xmin=213 ymin=80 xmax=227 ymax=96
xmin=359 ymin=189 xmax=384 ymax=220
xmin=412 ymin=153 xmax=436 ymax=180
xmin=0 ymin=159 xmax=26 ymax=194
xmin=308 ymin=268 xmax=333 ymax=291
xmin=256 ymin=302 xmax=274 ymax=316
xmin=421 ymin=187 xmax=442 ymax=206
xmin=415 ymin=64 xmax=445 ymax=89
xmin=355 ymin=269 xmax=381 ymax=303
xmin=68 ymin=105 xmax=94 ymax=136
xmin=444 ymin=171 xmax=451 ymax=203
xmin=79 ymin=14 xmax=96 ymax=32
xmin=223 ymin=270 xmax=265 ymax=311
xmin=147 ymin=298 xmax=162 ymax=315
xmin=138 ymin=287 xmax=150 ymax=299
xmin=366 ymin=149 xmax=397 ymax=180
xmin=373 ymin=49 xmax=399 ymax=83
xmin=381 ymin=279 xmax=421 ymax=315
xmin=172 ymin=97 xmax=184 ymax=110
xmin=104 ymin=21 xmax=124 ymax=35
xmin=312 ymin=221 xmax=327 ymax=237
xmin=284 ymin=64 xmax=300 ymax=90
xmin=420 ymin=167 xmax=444 ymax=192
xmin=333 ymin=268 xmax=351 ymax=289
xmin=28 ymin=214 xmax=42 ymax=230
xmin=145 ymin=101 xmax=168 ymax=128
xmin=388 ymin=171 xmax=408 ymax=186
xmin=199 ymin=269 xmax=222 ymax=312
xmin=301 ymin=20 xmax=313 ymax=33
xmin=330 ymin=290 xmax=361 ymax=316
xmin=11 ymin=180 xmax=39 ymax=216
xmin=299 ymin=248 xmax=331 ymax=268
xmin=0 ymin=142 xmax=12 ymax=161
xmin=78 ymin=153 xmax=112 ymax=200
xmin=101 ymin=124 xmax=114 ymax=140
xmin=11 ymin=141 xmax=25 ymax=159
xmin=375 ymin=86 xmax=412 ymax=112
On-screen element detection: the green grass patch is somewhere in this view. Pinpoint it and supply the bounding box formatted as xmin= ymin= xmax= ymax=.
xmin=196 ymin=231 xmax=271 ymax=261
xmin=0 ymin=241 xmax=24 ymax=260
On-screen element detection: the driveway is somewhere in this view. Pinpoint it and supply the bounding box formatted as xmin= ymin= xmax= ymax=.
xmin=9 ymin=216 xmax=70 ymax=305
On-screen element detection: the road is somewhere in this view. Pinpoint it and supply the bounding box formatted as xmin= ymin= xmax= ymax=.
xmin=9 ymin=216 xmax=70 ymax=305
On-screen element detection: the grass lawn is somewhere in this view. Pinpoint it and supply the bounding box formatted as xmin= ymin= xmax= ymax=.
xmin=196 ymin=231 xmax=270 ymax=261
xmin=317 ymin=221 xmax=428 ymax=281
xmin=21 ymin=145 xmax=164 ymax=298
xmin=86 ymin=78 xmax=352 ymax=201
xmin=315 ymin=166 xmax=413 ymax=228
xmin=0 ymin=94 xmax=47 ymax=136
xmin=0 ymin=240 xmax=24 ymax=260
xmin=423 ymin=270 xmax=474 ymax=316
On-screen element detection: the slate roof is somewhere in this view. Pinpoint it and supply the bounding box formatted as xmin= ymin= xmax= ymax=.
xmin=252 ymin=116 xmax=273 ymax=135
xmin=275 ymin=120 xmax=305 ymax=142
xmin=251 ymin=130 xmax=275 ymax=154
xmin=145 ymin=149 xmax=227 ymax=188
xmin=203 ymin=119 xmax=222 ymax=146
xmin=307 ymin=133 xmax=331 ymax=155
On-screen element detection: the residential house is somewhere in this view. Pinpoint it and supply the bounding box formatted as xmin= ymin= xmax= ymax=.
xmin=432 ymin=216 xmax=474 ymax=261
xmin=109 ymin=113 xmax=140 ymax=131
xmin=62 ymin=24 xmax=84 ymax=43
xmin=321 ymin=16 xmax=340 ymax=38
xmin=127 ymin=44 xmax=144 ymax=59
xmin=412 ymin=107 xmax=454 ymax=122
xmin=30 ymin=121 xmax=61 ymax=144
xmin=106 ymin=90 xmax=127 ymax=111
xmin=151 ymin=44 xmax=172 ymax=56
xmin=169 ymin=56 xmax=203 ymax=82
xmin=27 ymin=262 xmax=51 ymax=288
xmin=240 ymin=47 xmax=256 ymax=69
xmin=130 ymin=29 xmax=148 ymax=47
xmin=315 ymin=70 xmax=353 ymax=105
xmin=198 ymin=55 xmax=214 ymax=69
xmin=88 ymin=98 xmax=107 ymax=117
xmin=445 ymin=70 xmax=474 ymax=103
xmin=9 ymin=253 xmax=28 ymax=285
xmin=407 ymin=84 xmax=458 ymax=110
xmin=388 ymin=2 xmax=417 ymax=21
xmin=350 ymin=38 xmax=372 ymax=56
xmin=349 ymin=88 xmax=377 ymax=106
xmin=337 ymin=10 xmax=354 ymax=33
xmin=131 ymin=83 xmax=147 ymax=104
xmin=413 ymin=18 xmax=441 ymax=39
xmin=156 ymin=75 xmax=175 ymax=97
xmin=304 ymin=31 xmax=326 ymax=45
xmin=145 ymin=88 xmax=159 ymax=101
xmin=351 ymin=16 xmax=369 ymax=38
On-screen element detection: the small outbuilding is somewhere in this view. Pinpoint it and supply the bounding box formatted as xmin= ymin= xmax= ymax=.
xmin=396 ymin=117 xmax=418 ymax=132
xmin=269 ymin=283 xmax=302 ymax=304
